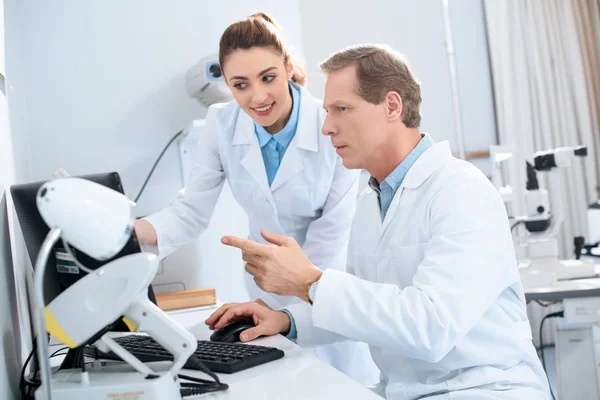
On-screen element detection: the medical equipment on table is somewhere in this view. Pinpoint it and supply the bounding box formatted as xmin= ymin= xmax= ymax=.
xmin=492 ymin=145 xmax=595 ymax=289
xmin=185 ymin=55 xmax=232 ymax=108
xmin=490 ymin=145 xmax=514 ymax=204
xmin=31 ymin=178 xmax=226 ymax=400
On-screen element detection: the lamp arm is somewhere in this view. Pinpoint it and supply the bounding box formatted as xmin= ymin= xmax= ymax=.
xmin=124 ymin=295 xmax=196 ymax=378
xmin=96 ymin=335 xmax=156 ymax=376
xmin=32 ymin=227 xmax=62 ymax=400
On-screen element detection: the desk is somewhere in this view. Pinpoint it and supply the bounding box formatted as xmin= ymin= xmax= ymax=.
xmin=525 ymin=277 xmax=600 ymax=302
xmin=524 ymin=278 xmax=600 ymax=400
xmin=50 ymin=305 xmax=381 ymax=400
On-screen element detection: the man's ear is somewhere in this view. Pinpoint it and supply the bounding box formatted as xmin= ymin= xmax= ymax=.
xmin=385 ymin=91 xmax=403 ymax=121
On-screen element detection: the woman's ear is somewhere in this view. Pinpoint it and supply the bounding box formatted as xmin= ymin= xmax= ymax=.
xmin=286 ymin=58 xmax=295 ymax=80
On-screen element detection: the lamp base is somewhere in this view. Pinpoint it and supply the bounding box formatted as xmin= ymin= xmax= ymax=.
xmin=35 ymin=366 xmax=181 ymax=400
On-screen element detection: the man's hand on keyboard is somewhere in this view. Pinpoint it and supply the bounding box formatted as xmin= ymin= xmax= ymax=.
xmin=205 ymin=302 xmax=291 ymax=342
xmin=254 ymin=298 xmax=271 ymax=309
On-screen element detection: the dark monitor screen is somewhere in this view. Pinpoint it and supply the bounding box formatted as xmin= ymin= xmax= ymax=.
xmin=10 ymin=172 xmax=156 ymax=332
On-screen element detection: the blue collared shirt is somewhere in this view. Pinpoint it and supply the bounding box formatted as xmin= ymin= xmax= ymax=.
xmin=254 ymin=83 xmax=301 ymax=186
xmin=368 ymin=134 xmax=434 ymax=220
xmin=282 ymin=134 xmax=434 ymax=340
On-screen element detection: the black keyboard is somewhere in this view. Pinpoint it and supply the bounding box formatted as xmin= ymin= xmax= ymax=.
xmin=92 ymin=335 xmax=285 ymax=374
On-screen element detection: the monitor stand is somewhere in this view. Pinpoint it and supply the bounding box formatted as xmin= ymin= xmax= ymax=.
xmin=58 ymin=347 xmax=85 ymax=370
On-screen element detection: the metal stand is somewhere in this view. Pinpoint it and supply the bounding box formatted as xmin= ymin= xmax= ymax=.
xmin=441 ymin=0 xmax=466 ymax=160
xmin=32 ymin=227 xmax=62 ymax=400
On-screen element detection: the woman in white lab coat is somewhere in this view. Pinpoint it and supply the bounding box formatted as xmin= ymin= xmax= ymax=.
xmin=134 ymin=13 xmax=378 ymax=385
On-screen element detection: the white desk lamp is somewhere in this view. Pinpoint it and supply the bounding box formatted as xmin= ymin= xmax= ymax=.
xmin=32 ymin=178 xmax=197 ymax=400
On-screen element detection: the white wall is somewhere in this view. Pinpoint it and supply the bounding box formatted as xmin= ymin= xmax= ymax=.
xmin=9 ymin=0 xmax=496 ymax=305
xmin=9 ymin=1 xmax=304 ymax=303
xmin=298 ymin=0 xmax=496 ymax=175
xmin=1 ymin=0 xmax=22 ymax=397
xmin=12 ymin=0 xmax=304 ymax=214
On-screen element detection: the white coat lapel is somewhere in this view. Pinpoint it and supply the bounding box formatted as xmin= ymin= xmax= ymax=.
xmin=381 ymin=187 xmax=404 ymax=233
xmin=270 ymin=84 xmax=320 ymax=192
xmin=233 ymin=110 xmax=277 ymax=210
xmin=270 ymin=143 xmax=304 ymax=191
xmin=381 ymin=141 xmax=452 ymax=233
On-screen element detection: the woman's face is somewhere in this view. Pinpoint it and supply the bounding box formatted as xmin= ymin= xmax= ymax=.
xmin=222 ymin=47 xmax=294 ymax=133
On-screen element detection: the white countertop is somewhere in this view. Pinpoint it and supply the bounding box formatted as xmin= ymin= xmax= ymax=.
xmin=49 ymin=304 xmax=381 ymax=399
xmin=166 ymin=306 xmax=381 ymax=399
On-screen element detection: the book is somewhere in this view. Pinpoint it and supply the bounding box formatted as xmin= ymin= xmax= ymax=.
xmin=155 ymin=288 xmax=216 ymax=311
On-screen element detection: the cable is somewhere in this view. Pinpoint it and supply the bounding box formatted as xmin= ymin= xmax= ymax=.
xmin=527 ymin=299 xmax=561 ymax=307
xmin=21 ymin=344 xmax=71 ymax=399
xmin=50 ymin=347 xmax=69 ymax=358
xmin=180 ymin=384 xmax=229 ymax=397
xmin=20 ymin=341 xmax=37 ymax=400
xmin=21 ymin=340 xmax=228 ymax=398
xmin=61 ymin=238 xmax=94 ymax=274
xmin=134 ymin=129 xmax=183 ymax=203
xmin=539 ymin=310 xmax=563 ymax=400
xmin=178 ymin=374 xmax=228 ymax=397
xmin=511 ymin=220 xmax=524 ymax=233
xmin=20 ymin=341 xmax=85 ymax=400
xmin=185 ymin=355 xmax=221 ymax=384
xmin=177 ymin=356 xmax=228 ymax=397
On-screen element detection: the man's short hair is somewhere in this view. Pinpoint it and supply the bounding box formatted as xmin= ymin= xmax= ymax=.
xmin=320 ymin=44 xmax=422 ymax=128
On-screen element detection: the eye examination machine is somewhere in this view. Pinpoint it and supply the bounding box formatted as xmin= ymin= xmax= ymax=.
xmin=30 ymin=178 xmax=224 ymax=400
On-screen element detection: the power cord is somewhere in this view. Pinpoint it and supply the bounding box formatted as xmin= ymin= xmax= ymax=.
xmin=526 ymin=299 xmax=561 ymax=308
xmin=50 ymin=347 xmax=69 ymax=358
xmin=539 ymin=310 xmax=563 ymax=400
xmin=511 ymin=220 xmax=524 ymax=233
xmin=19 ymin=341 xmax=37 ymax=400
xmin=178 ymin=355 xmax=229 ymax=397
xmin=61 ymin=238 xmax=94 ymax=274
xmin=19 ymin=341 xmax=96 ymax=400
xmin=179 ymin=376 xmax=229 ymax=396
xmin=134 ymin=129 xmax=183 ymax=203
xmin=20 ymin=342 xmax=229 ymax=398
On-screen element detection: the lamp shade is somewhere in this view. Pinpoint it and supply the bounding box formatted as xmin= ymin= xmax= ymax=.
xmin=37 ymin=177 xmax=134 ymax=260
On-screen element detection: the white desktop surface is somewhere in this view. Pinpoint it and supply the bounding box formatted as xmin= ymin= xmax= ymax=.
xmin=168 ymin=306 xmax=381 ymax=399
xmin=524 ymin=278 xmax=600 ymax=294
xmin=522 ymin=264 xmax=600 ymax=299
xmin=50 ymin=305 xmax=381 ymax=400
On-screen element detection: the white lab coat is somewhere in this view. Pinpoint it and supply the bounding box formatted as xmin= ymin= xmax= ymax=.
xmin=286 ymin=141 xmax=551 ymax=399
xmin=144 ymin=83 xmax=379 ymax=385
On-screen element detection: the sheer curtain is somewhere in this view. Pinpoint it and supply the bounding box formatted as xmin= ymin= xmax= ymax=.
xmin=484 ymin=0 xmax=600 ymax=346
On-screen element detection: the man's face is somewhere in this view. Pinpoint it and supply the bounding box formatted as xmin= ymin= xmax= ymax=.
xmin=322 ymin=65 xmax=387 ymax=170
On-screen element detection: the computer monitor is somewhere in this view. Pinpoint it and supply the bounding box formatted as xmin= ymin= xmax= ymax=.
xmin=9 ymin=172 xmax=157 ymax=356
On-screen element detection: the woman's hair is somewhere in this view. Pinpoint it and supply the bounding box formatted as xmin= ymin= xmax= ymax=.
xmin=219 ymin=12 xmax=306 ymax=86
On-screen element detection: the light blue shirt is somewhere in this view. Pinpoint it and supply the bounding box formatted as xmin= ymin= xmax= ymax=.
xmin=368 ymin=134 xmax=434 ymax=220
xmin=282 ymin=134 xmax=434 ymax=340
xmin=281 ymin=309 xmax=297 ymax=339
xmin=254 ymin=83 xmax=301 ymax=186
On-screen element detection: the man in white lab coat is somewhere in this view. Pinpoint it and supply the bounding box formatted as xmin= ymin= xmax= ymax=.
xmin=206 ymin=44 xmax=551 ymax=399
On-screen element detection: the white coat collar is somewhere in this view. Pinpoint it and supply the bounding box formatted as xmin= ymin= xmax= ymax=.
xmin=233 ymin=83 xmax=323 ymax=203
xmin=400 ymin=141 xmax=451 ymax=189
xmin=378 ymin=141 xmax=451 ymax=234
xmin=231 ymin=82 xmax=320 ymax=153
